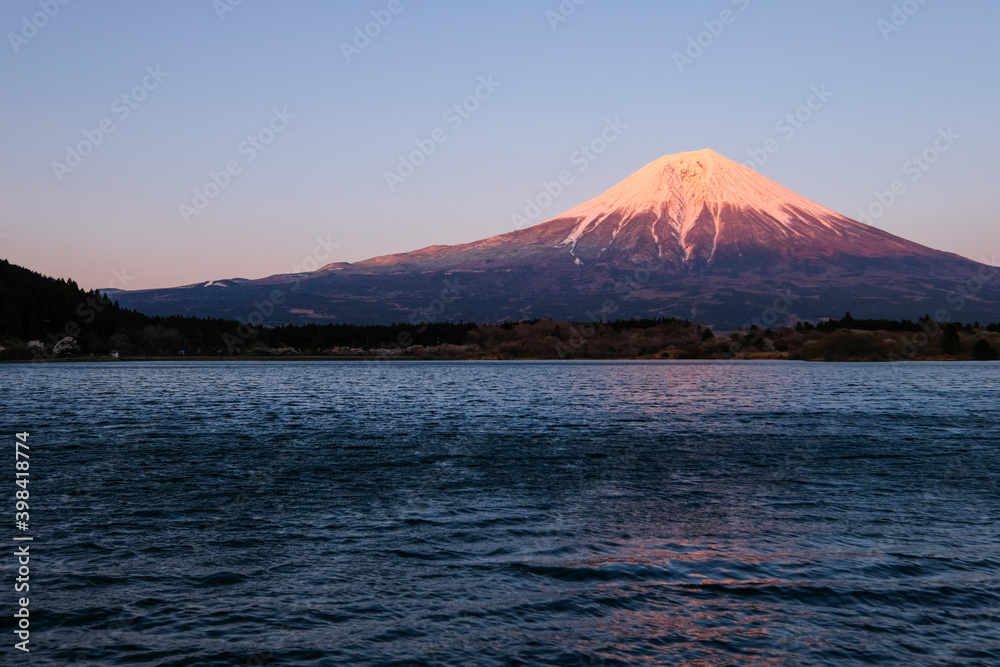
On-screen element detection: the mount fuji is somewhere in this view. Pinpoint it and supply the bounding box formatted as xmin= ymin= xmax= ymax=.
xmin=111 ymin=149 xmax=1000 ymax=328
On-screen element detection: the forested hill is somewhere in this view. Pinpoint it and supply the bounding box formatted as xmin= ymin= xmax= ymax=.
xmin=0 ymin=258 xmax=223 ymax=356
xmin=0 ymin=258 xmax=142 ymax=344
xmin=0 ymin=258 xmax=474 ymax=359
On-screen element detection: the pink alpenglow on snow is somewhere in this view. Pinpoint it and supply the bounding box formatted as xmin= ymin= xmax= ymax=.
xmin=545 ymin=149 xmax=934 ymax=266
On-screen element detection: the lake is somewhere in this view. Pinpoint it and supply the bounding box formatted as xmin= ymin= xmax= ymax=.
xmin=2 ymin=361 xmax=999 ymax=665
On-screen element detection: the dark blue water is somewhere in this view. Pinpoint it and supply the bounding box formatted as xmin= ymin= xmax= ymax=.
xmin=2 ymin=360 xmax=999 ymax=666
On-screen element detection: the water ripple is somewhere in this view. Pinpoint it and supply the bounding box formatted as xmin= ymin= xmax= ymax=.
xmin=1 ymin=360 xmax=999 ymax=665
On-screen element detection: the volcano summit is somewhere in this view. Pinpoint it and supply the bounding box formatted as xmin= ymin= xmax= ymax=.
xmin=112 ymin=149 xmax=1000 ymax=328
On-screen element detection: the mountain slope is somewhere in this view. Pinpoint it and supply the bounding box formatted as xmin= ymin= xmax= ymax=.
xmin=110 ymin=150 xmax=1000 ymax=328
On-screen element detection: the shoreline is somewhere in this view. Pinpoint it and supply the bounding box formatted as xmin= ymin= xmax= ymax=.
xmin=3 ymin=355 xmax=994 ymax=364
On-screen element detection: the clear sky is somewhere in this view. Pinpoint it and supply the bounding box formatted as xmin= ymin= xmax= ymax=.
xmin=1 ymin=0 xmax=998 ymax=291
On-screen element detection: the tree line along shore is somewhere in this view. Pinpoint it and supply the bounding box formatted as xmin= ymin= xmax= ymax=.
xmin=2 ymin=259 xmax=999 ymax=363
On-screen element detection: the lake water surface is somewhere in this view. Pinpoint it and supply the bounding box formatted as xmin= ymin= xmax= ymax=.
xmin=2 ymin=361 xmax=999 ymax=665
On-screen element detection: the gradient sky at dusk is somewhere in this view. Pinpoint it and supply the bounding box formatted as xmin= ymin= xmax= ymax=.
xmin=1 ymin=0 xmax=998 ymax=291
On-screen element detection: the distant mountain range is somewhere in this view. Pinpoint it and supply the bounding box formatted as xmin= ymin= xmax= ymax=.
xmin=109 ymin=149 xmax=1000 ymax=328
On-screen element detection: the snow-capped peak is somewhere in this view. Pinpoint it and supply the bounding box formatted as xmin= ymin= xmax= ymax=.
xmin=533 ymin=148 xmax=915 ymax=265
xmin=556 ymin=149 xmax=848 ymax=246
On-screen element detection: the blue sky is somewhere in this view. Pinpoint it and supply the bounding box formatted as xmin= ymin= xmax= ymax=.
xmin=1 ymin=0 xmax=998 ymax=290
